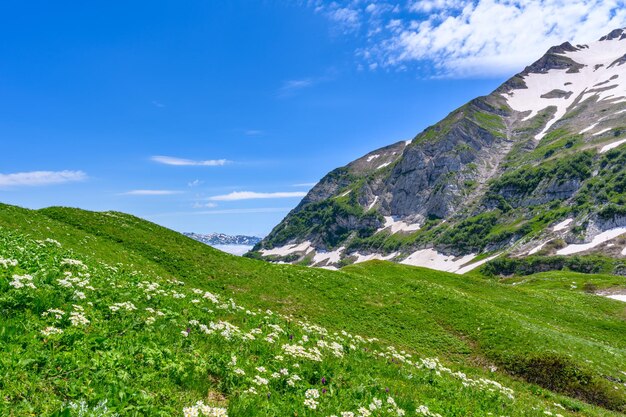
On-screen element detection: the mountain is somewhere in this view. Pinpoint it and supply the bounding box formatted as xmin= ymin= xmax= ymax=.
xmin=253 ymin=28 xmax=626 ymax=274
xmin=183 ymin=232 xmax=261 ymax=255
xmin=1 ymin=203 xmax=625 ymax=414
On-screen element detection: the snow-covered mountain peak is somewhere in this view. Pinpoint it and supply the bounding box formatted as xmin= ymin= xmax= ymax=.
xmin=503 ymin=29 xmax=626 ymax=140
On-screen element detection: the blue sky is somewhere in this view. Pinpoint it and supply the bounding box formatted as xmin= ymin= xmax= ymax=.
xmin=1 ymin=0 xmax=625 ymax=236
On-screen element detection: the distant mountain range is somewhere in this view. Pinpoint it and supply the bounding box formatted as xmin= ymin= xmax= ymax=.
xmin=184 ymin=232 xmax=262 ymax=249
xmin=253 ymin=28 xmax=626 ymax=274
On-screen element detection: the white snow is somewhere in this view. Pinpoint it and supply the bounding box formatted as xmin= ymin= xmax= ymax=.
xmin=366 ymin=154 xmax=380 ymax=162
xmin=338 ymin=190 xmax=351 ymax=198
xmin=367 ymin=196 xmax=379 ymax=211
xmin=377 ymin=162 xmax=391 ymax=170
xmin=552 ymin=218 xmax=573 ymax=232
xmin=312 ymin=247 xmax=345 ymax=265
xmin=593 ymin=127 xmax=612 ymax=136
xmin=456 ymin=253 xmax=501 ymax=275
xmin=606 ymin=294 xmax=626 ymax=302
xmin=379 ymin=216 xmax=421 ymax=234
xmin=622 ymin=246 xmax=626 ymax=255
xmin=405 ymin=139 xmax=413 ymax=145
xmin=580 ymin=123 xmax=598 ymax=134
xmin=556 ymin=227 xmax=626 ymax=255
xmin=400 ymin=249 xmax=476 ymax=273
xmin=354 ymin=252 xmax=398 ymax=263
xmin=528 ymin=242 xmax=547 ymax=255
xmin=503 ymin=36 xmax=626 ymax=140
xmin=600 ymin=138 xmax=626 ymax=153
xmin=259 ymin=241 xmax=313 ymax=257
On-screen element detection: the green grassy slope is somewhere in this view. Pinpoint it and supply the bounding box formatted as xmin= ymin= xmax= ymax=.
xmin=0 ymin=203 xmax=625 ymax=416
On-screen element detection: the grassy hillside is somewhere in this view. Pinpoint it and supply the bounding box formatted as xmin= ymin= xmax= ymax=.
xmin=0 ymin=203 xmax=625 ymax=416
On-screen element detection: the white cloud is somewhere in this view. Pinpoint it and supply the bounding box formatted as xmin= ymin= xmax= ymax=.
xmin=121 ymin=190 xmax=183 ymax=196
xmin=310 ymin=0 xmax=626 ymax=77
xmin=192 ymin=202 xmax=217 ymax=208
xmin=146 ymin=207 xmax=292 ymax=218
xmin=151 ymin=156 xmax=230 ymax=166
xmin=0 ymin=170 xmax=87 ymax=187
xmin=188 ymin=179 xmax=204 ymax=187
xmin=277 ymin=79 xmax=314 ymax=97
xmin=293 ymin=182 xmax=317 ymax=187
xmin=208 ymin=191 xmax=307 ymax=201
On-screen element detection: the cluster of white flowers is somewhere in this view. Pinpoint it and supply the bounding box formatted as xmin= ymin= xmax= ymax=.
xmin=42 ymin=308 xmax=65 ymax=320
xmin=9 ymin=274 xmax=36 ymax=289
xmin=190 ymin=320 xmax=241 ymax=340
xmin=44 ymin=238 xmax=62 ymax=247
xmin=328 ymin=397 xmax=405 ymax=417
xmin=182 ymin=401 xmax=227 ymax=417
xmin=252 ymin=375 xmax=269 ymax=386
xmin=416 ymin=405 xmax=442 ymax=417
xmin=287 ymin=374 xmax=301 ymax=387
xmin=0 ymin=258 xmax=18 ymax=268
xmin=282 ymin=343 xmax=323 ymax=362
xmin=41 ymin=326 xmax=64 ymax=336
xmin=304 ymin=388 xmax=320 ymax=409
xmin=61 ymin=258 xmax=87 ymax=269
xmin=57 ymin=271 xmax=93 ymax=290
xmin=69 ymin=311 xmax=90 ymax=326
xmin=317 ymin=339 xmax=345 ymax=358
xmin=109 ymin=302 xmax=137 ymax=312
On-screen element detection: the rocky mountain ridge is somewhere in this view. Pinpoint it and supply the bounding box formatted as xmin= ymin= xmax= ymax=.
xmin=252 ymin=29 xmax=626 ymax=274
xmin=183 ymin=232 xmax=261 ymax=247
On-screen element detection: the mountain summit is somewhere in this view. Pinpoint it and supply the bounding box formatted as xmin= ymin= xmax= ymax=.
xmin=252 ymin=29 xmax=626 ymax=273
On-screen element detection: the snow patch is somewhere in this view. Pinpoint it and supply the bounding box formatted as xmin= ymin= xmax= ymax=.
xmin=607 ymin=294 xmax=626 ymax=302
xmin=593 ymin=127 xmax=612 ymax=136
xmin=379 ymin=216 xmax=421 ymax=234
xmin=366 ymin=154 xmax=380 ymax=162
xmin=528 ymin=242 xmax=547 ymax=255
xmin=260 ymin=241 xmax=313 ymax=257
xmin=552 ymin=218 xmax=573 ymax=232
xmin=600 ymin=138 xmax=626 ymax=153
xmin=456 ymin=253 xmax=501 ymax=275
xmin=367 ymin=196 xmax=379 ymax=211
xmin=377 ymin=162 xmax=391 ymax=170
xmin=556 ymin=227 xmax=626 ymax=255
xmin=580 ymin=123 xmax=598 ymax=134
xmin=400 ymin=249 xmax=476 ymax=273
xmin=313 ymin=247 xmax=345 ymax=265
xmin=503 ymin=37 xmax=626 ymax=140
xmin=354 ymin=252 xmax=398 ymax=263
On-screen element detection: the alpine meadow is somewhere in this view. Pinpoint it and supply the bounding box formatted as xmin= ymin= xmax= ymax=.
xmin=2 ymin=2 xmax=626 ymax=417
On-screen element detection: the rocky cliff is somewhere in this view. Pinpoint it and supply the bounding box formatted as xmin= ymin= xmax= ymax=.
xmin=252 ymin=29 xmax=626 ymax=273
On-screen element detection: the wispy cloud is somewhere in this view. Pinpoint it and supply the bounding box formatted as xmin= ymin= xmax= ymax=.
xmin=151 ymin=156 xmax=230 ymax=166
xmin=309 ymin=0 xmax=626 ymax=77
xmin=192 ymin=202 xmax=217 ymax=208
xmin=277 ymin=79 xmax=314 ymax=97
xmin=121 ymin=190 xmax=183 ymax=196
xmin=0 ymin=170 xmax=87 ymax=187
xmin=151 ymin=100 xmax=165 ymax=108
xmin=188 ymin=179 xmax=204 ymax=187
xmin=146 ymin=207 xmax=292 ymax=218
xmin=208 ymin=191 xmax=307 ymax=201
xmin=244 ymin=129 xmax=264 ymax=136
xmin=293 ymin=182 xmax=317 ymax=187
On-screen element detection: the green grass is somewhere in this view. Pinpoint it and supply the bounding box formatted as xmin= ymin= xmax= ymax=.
xmin=1 ymin=203 xmax=625 ymax=416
